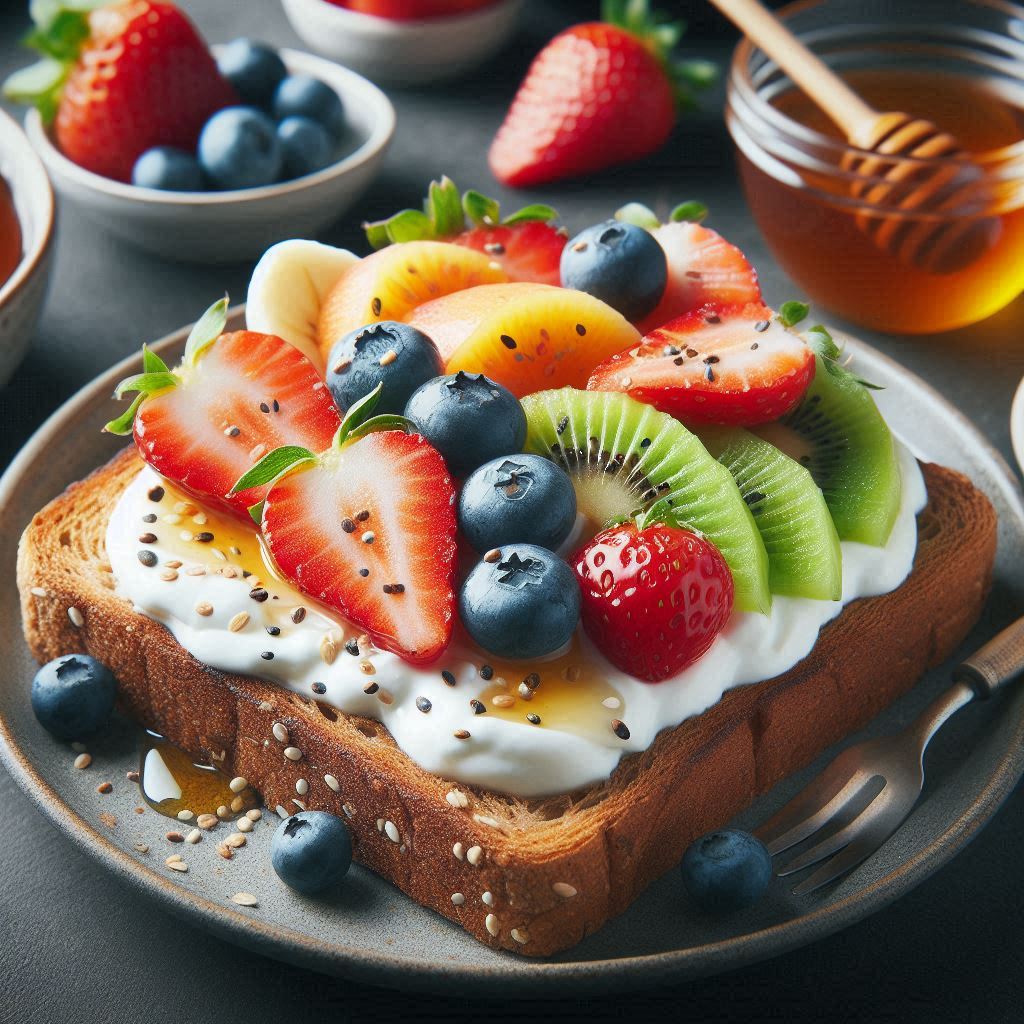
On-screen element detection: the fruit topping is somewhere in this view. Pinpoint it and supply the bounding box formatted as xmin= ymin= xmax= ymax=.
xmin=271 ymin=811 xmax=352 ymax=895
xmin=757 ymin=323 xmax=901 ymax=547
xmin=405 ymin=282 xmax=641 ymax=397
xmin=106 ymin=297 xmax=341 ymax=521
xmin=587 ymin=301 xmax=816 ymax=427
xmin=560 ymin=220 xmax=668 ymax=323
xmin=404 ymin=371 xmax=526 ymax=477
xmin=272 ymin=73 xmax=347 ymax=141
xmin=238 ymin=389 xmax=458 ymax=665
xmin=198 ymin=107 xmax=282 ymax=191
xmin=698 ymin=426 xmax=842 ymax=601
xmin=326 ymin=321 xmax=444 ymax=415
xmin=459 ymin=544 xmax=581 ymax=660
xmin=681 ymin=829 xmax=772 ymax=913
xmin=277 ymin=116 xmax=335 ymax=179
xmin=458 ymin=454 xmax=577 ymax=554
xmin=31 ymin=654 xmax=118 ymax=740
xmin=488 ymin=0 xmax=714 ymax=188
xmin=216 ymin=39 xmax=287 ymax=109
xmin=316 ymin=241 xmax=508 ymax=361
xmin=522 ymin=387 xmax=770 ymax=613
xmin=573 ymin=522 xmax=733 ymax=682
xmin=132 ymin=146 xmax=204 ymax=192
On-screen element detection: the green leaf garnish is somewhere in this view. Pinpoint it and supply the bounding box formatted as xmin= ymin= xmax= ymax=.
xmin=2 ymin=58 xmax=65 ymax=122
xmin=462 ymin=189 xmax=501 ymax=227
xmin=806 ymin=325 xmax=883 ymax=391
xmin=777 ymin=300 xmax=810 ymax=328
xmin=669 ymin=200 xmax=708 ymax=224
xmin=103 ymin=393 xmax=145 ymax=436
xmin=501 ymin=203 xmax=558 ymax=226
xmin=615 ymin=202 xmax=661 ymax=230
xmin=363 ymin=219 xmax=392 ymax=251
xmin=113 ymin=371 xmax=178 ymax=400
xmin=332 ymin=383 xmax=383 ymax=449
xmin=247 ymin=500 xmax=266 ymax=526
xmin=346 ymin=414 xmax=413 ymax=443
xmin=142 ymin=345 xmax=170 ymax=374
xmin=230 ymin=445 xmax=317 ymax=494
xmin=428 ymin=176 xmax=464 ymax=237
xmin=183 ymin=296 xmax=229 ymax=366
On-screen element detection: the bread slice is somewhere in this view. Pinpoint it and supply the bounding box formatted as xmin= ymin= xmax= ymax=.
xmin=17 ymin=447 xmax=996 ymax=956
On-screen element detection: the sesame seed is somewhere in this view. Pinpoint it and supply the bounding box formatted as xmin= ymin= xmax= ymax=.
xmin=291 ymin=606 xmax=307 ymax=623
xmin=185 ymin=829 xmax=202 ymax=844
xmin=482 ymin=891 xmax=494 ymax=906
xmin=133 ymin=843 xmax=149 ymax=854
xmin=73 ymin=753 xmax=91 ymax=769
xmin=231 ymin=892 xmax=258 ymax=907
xmin=454 ymin=729 xmax=471 ymax=740
xmin=517 ymin=683 xmax=534 ymax=700
xmin=30 ymin=586 xmax=47 ymax=597
xmin=376 ymin=818 xmax=384 ymax=832
xmin=96 ymin=781 xmax=112 ymax=794
xmin=416 ymin=696 xmax=432 ymax=713
xmin=479 ymin=665 xmax=493 ymax=681
xmin=275 ymin=805 xmax=288 ymax=819
xmin=360 ymin=661 xmax=375 ymax=675
xmin=345 ymin=639 xmax=360 ymax=656
xmin=141 ymin=513 xmax=157 ymax=524
xmin=194 ymin=531 xmax=214 ymax=543
xmin=178 ymin=532 xmax=193 ymax=543
xmin=446 ymin=790 xmax=469 ymax=808
xmin=312 ymin=681 xmax=326 ymax=695
xmin=379 ymin=349 xmax=398 ymax=366
xmin=217 ymin=805 xmax=231 ymax=819
xmin=511 ymin=928 xmax=528 ymax=944
xmin=474 ymin=814 xmax=501 ymax=829
xmin=229 ymin=776 xmax=247 ymax=793
xmin=137 ymin=550 xmax=158 ymax=567
xmin=126 ymin=770 xmax=140 ymax=783
xmin=384 ymin=821 xmax=400 ymax=843
xmin=235 ymin=816 xmax=253 ymax=832
xmin=363 ymin=681 xmax=379 ymax=695
xmin=162 ymin=513 xmax=182 ymax=525
xmin=165 ymin=831 xmax=184 ymax=843
xmin=272 ymin=723 xmax=289 ymax=743
xmin=167 ymin=860 xmax=188 ymax=873
xmin=249 ymin=444 xmax=267 ymax=463
xmin=371 ymin=296 xmax=382 ymax=316
xmin=186 ymin=566 xmax=207 ymax=576
xmin=492 ymin=694 xmax=515 ymax=708
xmin=216 ymin=843 xmax=233 ymax=860
xmin=176 ymin=809 xmax=194 ymax=822
xmin=260 ymin=651 xmax=274 ymax=661
xmin=526 ymin=712 xmax=541 ymax=725
xmin=341 ymin=518 xmax=356 ymax=533
xmin=225 ymin=833 xmax=246 ymax=848
xmin=138 ymin=532 xmax=158 ymax=544
xmin=466 ymin=845 xmax=483 ymax=866
xmin=247 ymin=809 xmax=262 ymax=821
xmin=320 ymin=636 xmax=338 ymax=664
xmin=67 ymin=606 xmax=84 ymax=627
xmin=259 ymin=402 xmax=270 ymax=413
xmin=197 ymin=814 xmax=219 ymax=829
xmin=611 ymin=719 xmax=630 ymax=740
xmin=755 ymin=319 xmax=770 ymax=332
xmin=361 ymin=531 xmax=375 ymax=544
xmin=230 ymin=795 xmax=245 ymax=812
xmin=148 ymin=486 xmax=165 ymax=503
xmin=225 ymin=425 xmax=240 ymax=437
xmin=228 ymin=612 xmax=250 ymax=633
xmin=283 ymin=746 xmax=302 ymax=761
xmin=249 ymin=587 xmax=269 ymax=602
xmin=453 ymin=842 xmax=465 ymax=860
xmin=441 ymin=669 xmax=456 ymax=687
xmin=324 ymin=774 xmax=341 ymax=792
xmin=159 ymin=568 xmax=179 ymax=582
xmin=470 ymin=699 xmax=486 ymax=715
xmin=451 ymin=893 xmax=465 ymax=906
xmin=602 ymin=696 xmax=622 ymax=709
xmin=522 ymin=672 xmax=540 ymax=690
xmin=342 ymin=803 xmax=355 ymax=817
xmin=485 ymin=914 xmax=499 ymax=936
xmin=377 ymin=689 xmax=393 ymax=705
xmin=500 ymin=334 xmax=517 ymax=350
xmin=483 ymin=548 xmax=502 ymax=563
xmin=572 ymin=240 xmax=588 ymax=252
xmin=552 ymin=882 xmax=578 ymax=898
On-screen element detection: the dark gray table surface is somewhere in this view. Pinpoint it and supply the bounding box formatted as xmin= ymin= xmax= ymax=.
xmin=2 ymin=2 xmax=1022 ymax=1021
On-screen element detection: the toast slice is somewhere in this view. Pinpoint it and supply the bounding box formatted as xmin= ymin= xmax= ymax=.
xmin=17 ymin=447 xmax=996 ymax=956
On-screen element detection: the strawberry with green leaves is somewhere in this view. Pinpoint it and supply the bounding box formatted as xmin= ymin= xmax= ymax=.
xmin=362 ymin=176 xmax=566 ymax=286
xmin=3 ymin=1 xmax=236 ymax=182
xmin=232 ymin=387 xmax=458 ymax=665
xmin=106 ymin=297 xmax=342 ymax=520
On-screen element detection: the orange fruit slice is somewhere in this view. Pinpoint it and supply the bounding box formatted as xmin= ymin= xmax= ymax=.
xmin=406 ymin=283 xmax=641 ymax=397
xmin=317 ymin=241 xmax=507 ymax=361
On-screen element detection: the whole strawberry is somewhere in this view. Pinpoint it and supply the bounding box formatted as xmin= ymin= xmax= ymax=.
xmin=4 ymin=1 xmax=236 ymax=182
xmin=489 ymin=0 xmax=715 ymax=189
xmin=573 ymin=521 xmax=733 ymax=682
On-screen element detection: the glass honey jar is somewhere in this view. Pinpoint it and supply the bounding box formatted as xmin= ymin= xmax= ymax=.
xmin=726 ymin=0 xmax=1024 ymax=335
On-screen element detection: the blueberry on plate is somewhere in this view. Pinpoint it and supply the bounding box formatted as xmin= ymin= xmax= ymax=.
xmin=404 ymin=372 xmax=527 ymax=478
xmin=459 ymin=454 xmax=577 ymax=554
xmin=277 ymin=116 xmax=335 ymax=180
xmin=216 ymin=39 xmax=287 ymax=109
xmin=459 ymin=544 xmax=580 ymax=660
xmin=561 ymin=220 xmax=668 ymax=322
xmin=198 ymin=106 xmax=282 ymax=190
xmin=31 ymin=654 xmax=117 ymax=740
xmin=271 ymin=811 xmax=352 ymax=896
xmin=681 ymin=829 xmax=772 ymax=913
xmin=272 ymin=74 xmax=346 ymax=140
xmin=327 ymin=321 xmax=443 ymax=416
xmin=131 ymin=147 xmax=204 ymax=192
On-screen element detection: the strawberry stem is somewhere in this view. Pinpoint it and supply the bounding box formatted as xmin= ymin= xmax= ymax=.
xmin=183 ymin=296 xmax=229 ymax=367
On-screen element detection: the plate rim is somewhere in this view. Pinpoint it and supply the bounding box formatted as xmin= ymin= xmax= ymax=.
xmin=2 ymin=311 xmax=1023 ymax=996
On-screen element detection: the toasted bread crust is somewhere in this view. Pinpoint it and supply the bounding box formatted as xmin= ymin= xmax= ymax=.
xmin=18 ymin=448 xmax=996 ymax=955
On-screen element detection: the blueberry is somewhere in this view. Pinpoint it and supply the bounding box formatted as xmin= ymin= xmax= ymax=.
xmin=681 ymin=829 xmax=772 ymax=913
xmin=271 ymin=811 xmax=352 ymax=896
xmin=198 ymin=107 xmax=282 ymax=190
xmin=327 ymin=321 xmax=443 ymax=416
xmin=560 ymin=220 xmax=668 ymax=322
xmin=216 ymin=39 xmax=287 ymax=109
xmin=404 ymin=372 xmax=527 ymax=478
xmin=131 ymin=147 xmax=204 ymax=192
xmin=31 ymin=654 xmax=117 ymax=740
xmin=459 ymin=455 xmax=577 ymax=554
xmin=277 ymin=116 xmax=335 ymax=180
xmin=459 ymin=544 xmax=580 ymax=659
xmin=272 ymin=74 xmax=346 ymax=140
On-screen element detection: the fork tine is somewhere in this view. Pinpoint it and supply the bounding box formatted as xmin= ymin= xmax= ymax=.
xmin=790 ymin=833 xmax=888 ymax=896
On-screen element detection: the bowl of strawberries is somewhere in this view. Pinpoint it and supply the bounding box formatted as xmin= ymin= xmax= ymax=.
xmin=4 ymin=1 xmax=394 ymax=263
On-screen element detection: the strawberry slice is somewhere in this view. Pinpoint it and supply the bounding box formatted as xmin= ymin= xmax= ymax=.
xmin=587 ymin=301 xmax=816 ymax=427
xmin=362 ymin=177 xmax=565 ymax=285
xmin=235 ymin=392 xmax=457 ymax=665
xmin=106 ymin=298 xmax=341 ymax=521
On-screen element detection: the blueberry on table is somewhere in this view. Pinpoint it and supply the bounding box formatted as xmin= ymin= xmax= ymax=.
xmin=681 ymin=829 xmax=772 ymax=913
xmin=271 ymin=811 xmax=352 ymax=896
xmin=327 ymin=321 xmax=443 ymax=415
xmin=31 ymin=654 xmax=117 ymax=740
xmin=277 ymin=116 xmax=335 ymax=180
xmin=404 ymin=371 xmax=527 ymax=477
xmin=131 ymin=147 xmax=204 ymax=192
xmin=272 ymin=74 xmax=346 ymax=140
xmin=459 ymin=544 xmax=580 ymax=660
xmin=459 ymin=454 xmax=577 ymax=554
xmin=198 ymin=107 xmax=282 ymax=190
xmin=561 ymin=220 xmax=668 ymax=322
xmin=216 ymin=39 xmax=287 ymax=109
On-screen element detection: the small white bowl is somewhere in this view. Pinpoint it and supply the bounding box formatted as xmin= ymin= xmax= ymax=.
xmin=1010 ymin=375 xmax=1024 ymax=476
xmin=24 ymin=47 xmax=395 ymax=264
xmin=0 ymin=107 xmax=55 ymax=386
xmin=281 ymin=0 xmax=523 ymax=85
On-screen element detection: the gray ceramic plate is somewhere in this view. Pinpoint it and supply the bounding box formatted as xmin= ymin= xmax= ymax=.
xmin=2 ymin=312 xmax=1023 ymax=998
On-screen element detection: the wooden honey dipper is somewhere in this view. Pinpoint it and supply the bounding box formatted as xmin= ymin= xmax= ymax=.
xmin=712 ymin=0 xmax=1001 ymax=274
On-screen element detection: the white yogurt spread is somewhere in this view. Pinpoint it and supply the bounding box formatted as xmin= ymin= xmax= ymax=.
xmin=106 ymin=446 xmax=925 ymax=798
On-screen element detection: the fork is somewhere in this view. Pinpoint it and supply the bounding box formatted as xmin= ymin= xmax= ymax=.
xmin=754 ymin=616 xmax=1024 ymax=895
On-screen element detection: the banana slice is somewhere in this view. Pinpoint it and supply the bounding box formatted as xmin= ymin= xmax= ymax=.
xmin=245 ymin=240 xmax=359 ymax=369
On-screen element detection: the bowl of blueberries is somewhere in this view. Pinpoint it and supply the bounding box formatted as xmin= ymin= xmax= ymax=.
xmin=23 ymin=41 xmax=395 ymax=263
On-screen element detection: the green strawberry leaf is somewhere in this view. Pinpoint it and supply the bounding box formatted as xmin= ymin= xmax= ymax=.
xmin=363 ymin=219 xmax=392 ymax=251
xmin=142 ymin=344 xmax=170 ymax=374
xmin=463 ymin=189 xmax=501 ymax=227
xmin=502 ymin=203 xmax=557 ymax=226
xmin=183 ymin=296 xmax=229 ymax=367
xmin=346 ymin=413 xmax=413 ymax=443
xmin=113 ymin=371 xmax=178 ymax=400
xmin=333 ymin=382 xmax=383 ymax=448
xmin=777 ymin=300 xmax=810 ymax=328
xmin=230 ymin=445 xmax=318 ymax=494
xmin=102 ymin=393 xmax=145 ymax=436
xmin=669 ymin=199 xmax=708 ymax=223
xmin=615 ymin=202 xmax=661 ymax=230
xmin=428 ymin=176 xmax=464 ymax=237
xmin=806 ymin=325 xmax=883 ymax=391
xmin=2 ymin=58 xmax=66 ymax=122
xmin=247 ymin=500 xmax=265 ymax=526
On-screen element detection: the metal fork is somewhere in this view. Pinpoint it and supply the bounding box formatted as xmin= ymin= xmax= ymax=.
xmin=754 ymin=616 xmax=1024 ymax=895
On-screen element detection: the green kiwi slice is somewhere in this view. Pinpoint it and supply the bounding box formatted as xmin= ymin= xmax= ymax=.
xmin=697 ymin=426 xmax=843 ymax=601
xmin=521 ymin=388 xmax=772 ymax=614
xmin=755 ymin=328 xmax=901 ymax=547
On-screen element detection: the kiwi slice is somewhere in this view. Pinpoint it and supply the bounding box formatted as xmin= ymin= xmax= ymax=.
xmin=521 ymin=388 xmax=771 ymax=614
xmin=755 ymin=329 xmax=901 ymax=547
xmin=697 ymin=426 xmax=842 ymax=601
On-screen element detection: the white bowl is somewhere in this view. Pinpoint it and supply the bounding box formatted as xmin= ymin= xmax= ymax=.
xmin=281 ymin=0 xmax=523 ymax=85
xmin=0 ymin=107 xmax=55 ymax=386
xmin=1010 ymin=375 xmax=1024 ymax=476
xmin=24 ymin=47 xmax=395 ymax=264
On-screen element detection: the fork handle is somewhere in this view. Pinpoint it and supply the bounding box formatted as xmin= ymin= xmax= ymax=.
xmin=953 ymin=616 xmax=1024 ymax=699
